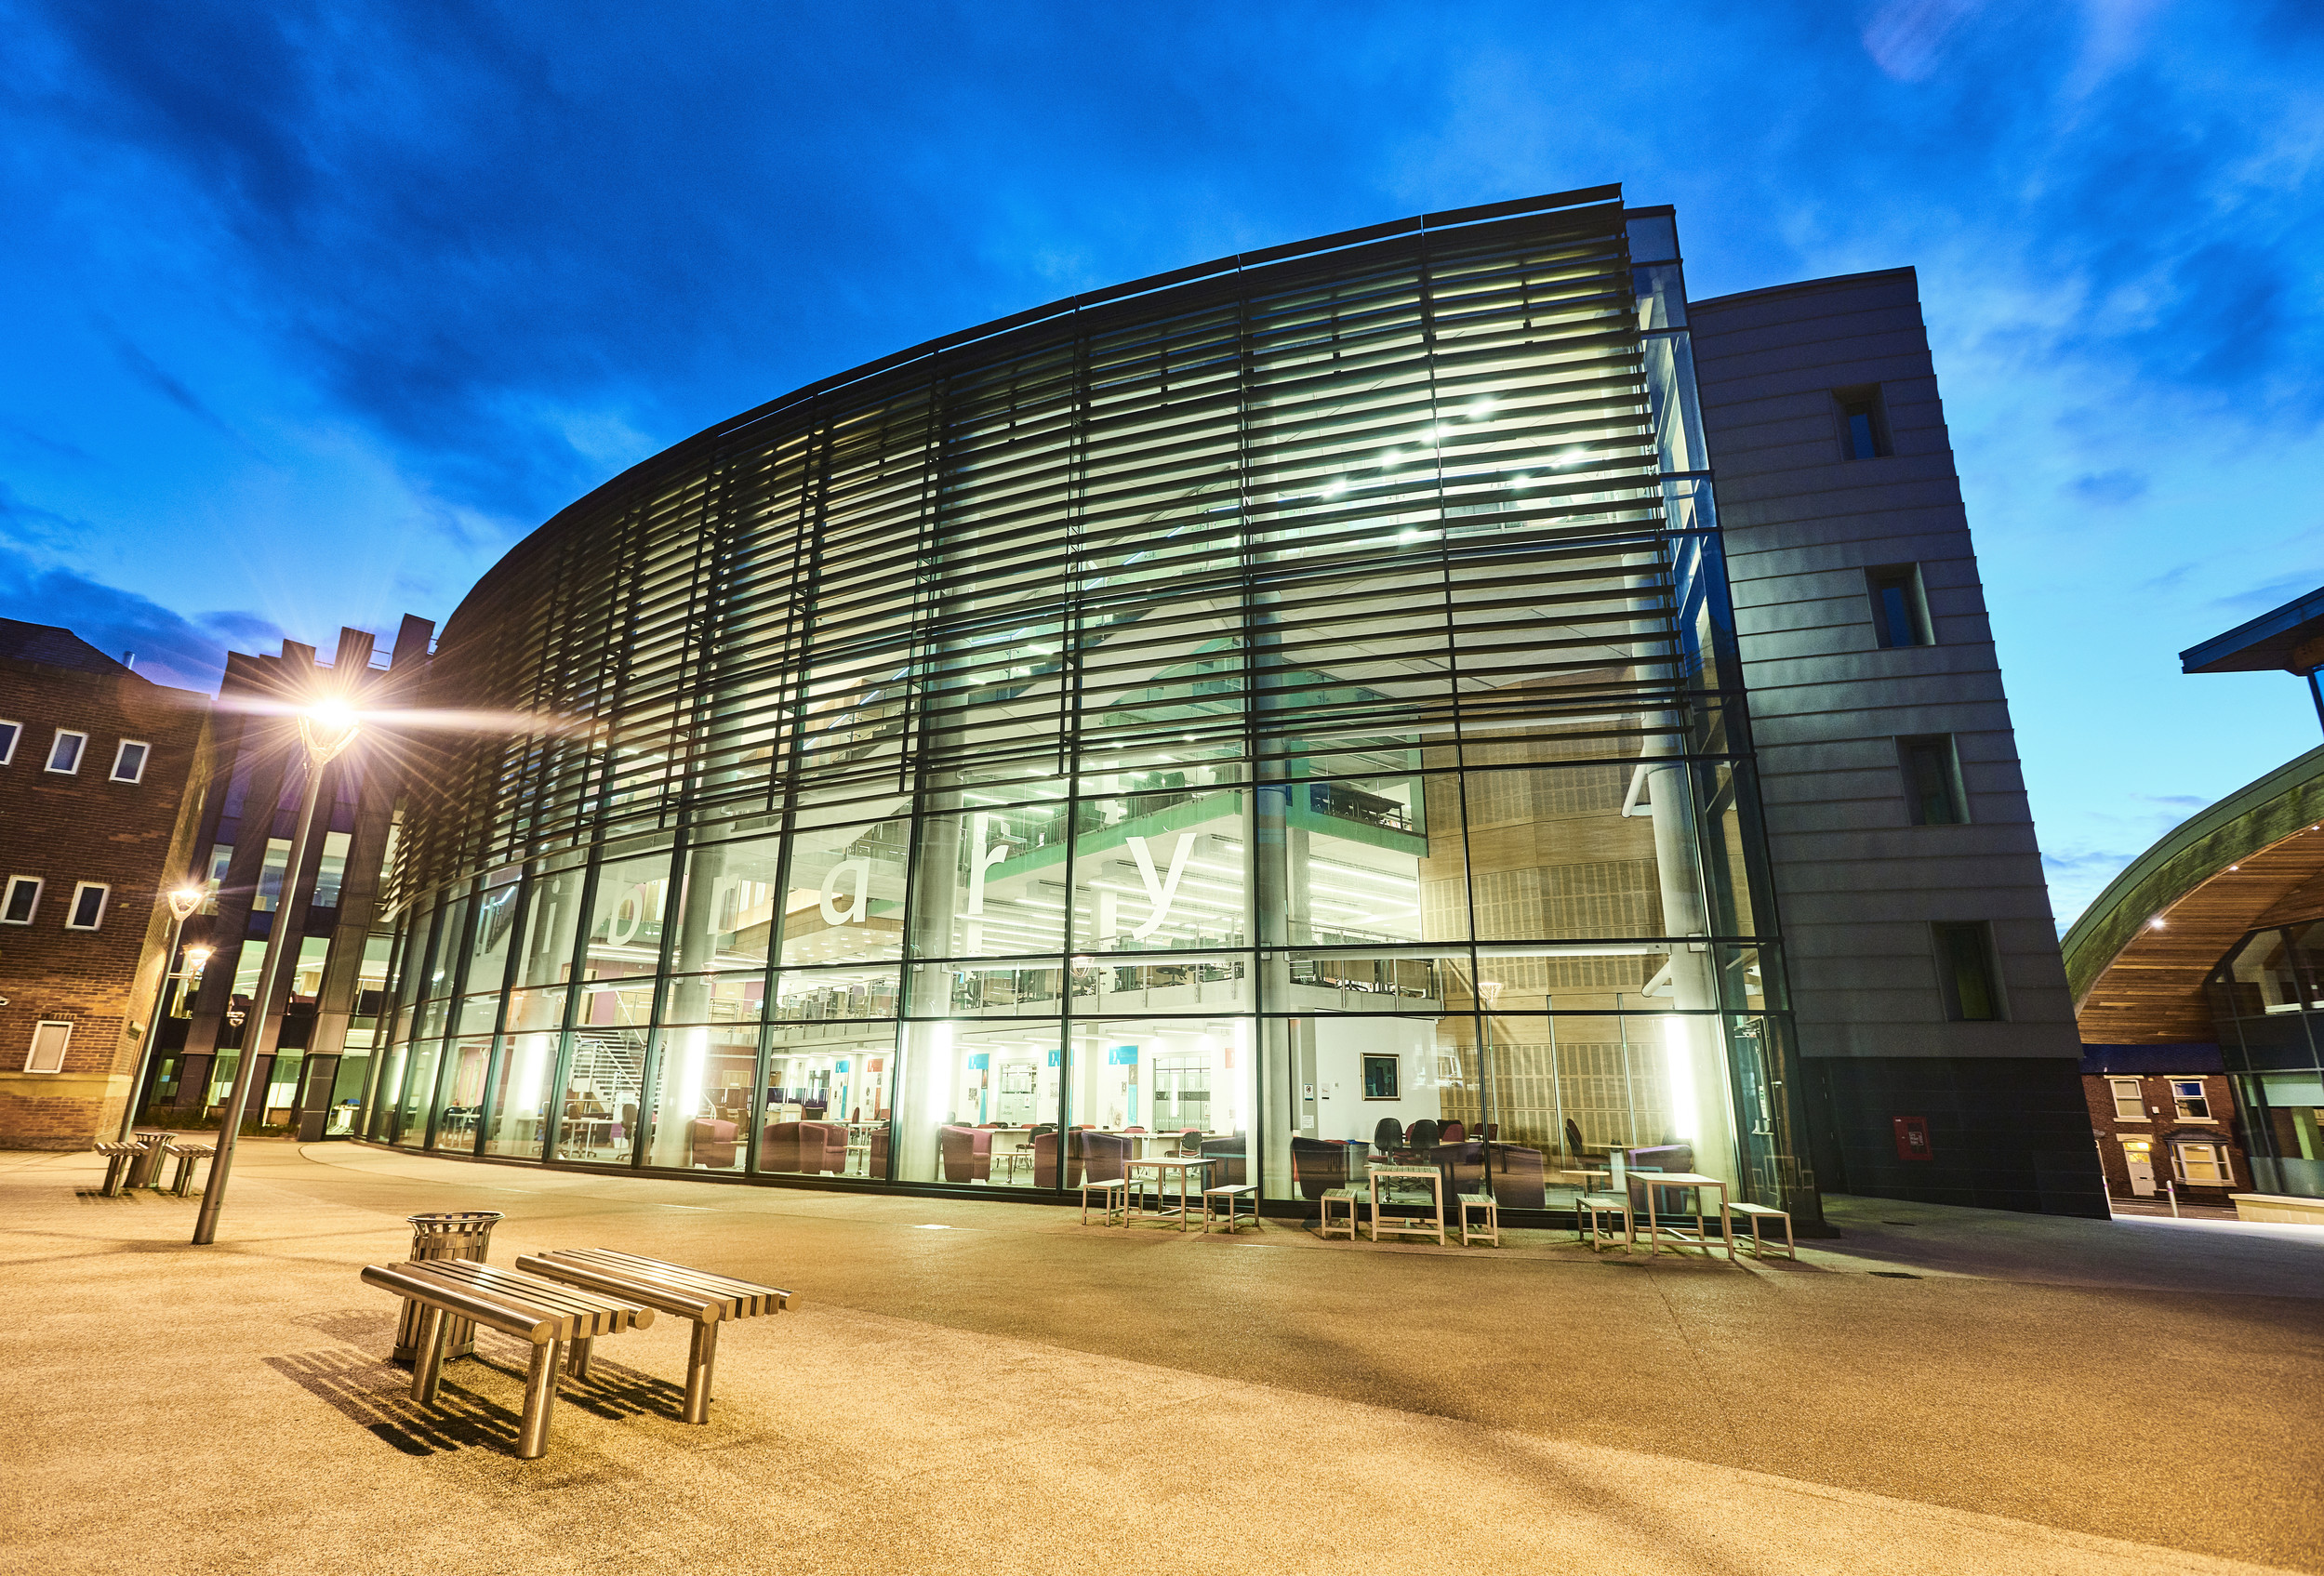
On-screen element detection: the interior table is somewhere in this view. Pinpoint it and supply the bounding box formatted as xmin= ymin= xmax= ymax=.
xmin=844 ymin=1122 xmax=884 ymax=1176
xmin=1629 ymin=1171 xmax=1735 ymax=1262
xmin=563 ymin=1115 xmax=616 ymax=1158
xmin=1365 ymin=1164 xmax=1445 ymax=1245
xmin=987 ymin=1130 xmax=1036 ymax=1184
xmin=1125 ymin=1155 xmax=1215 ymax=1230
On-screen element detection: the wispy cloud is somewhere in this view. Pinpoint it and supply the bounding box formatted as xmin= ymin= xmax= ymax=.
xmin=101 ymin=325 xmax=269 ymax=459
xmin=0 ymin=541 xmax=277 ymax=690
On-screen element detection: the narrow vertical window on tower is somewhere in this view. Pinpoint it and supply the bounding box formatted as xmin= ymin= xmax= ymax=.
xmin=1933 ymin=921 xmax=2005 ymax=1021
xmin=1898 ymin=735 xmax=1968 ymax=825
xmin=1835 ymin=383 xmax=1891 ymax=458
xmin=1867 ymin=564 xmax=1933 ymax=647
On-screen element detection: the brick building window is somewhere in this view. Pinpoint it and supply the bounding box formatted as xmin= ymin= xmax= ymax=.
xmin=2 ymin=876 xmax=40 ymax=924
xmin=2107 ymin=1077 xmax=2145 ymax=1119
xmin=2170 ymin=1079 xmax=2211 ymax=1119
xmin=65 ymin=881 xmax=109 ymax=931
xmin=45 ymin=729 xmax=86 ymax=774
xmin=25 ymin=1020 xmax=72 ymax=1074
xmin=0 ymin=719 xmax=19 ymax=764
xmin=111 ymin=740 xmax=150 ymax=783
xmin=2172 ymin=1141 xmax=2229 ymax=1184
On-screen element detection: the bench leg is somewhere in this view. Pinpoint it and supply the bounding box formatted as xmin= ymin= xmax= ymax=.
xmin=683 ymin=1320 xmax=720 ymax=1425
xmin=409 ymin=1305 xmax=448 ymax=1407
xmin=517 ymin=1338 xmax=564 ymax=1459
xmin=565 ymin=1335 xmax=593 ymax=1381
xmin=100 ymin=1155 xmax=126 ymax=1198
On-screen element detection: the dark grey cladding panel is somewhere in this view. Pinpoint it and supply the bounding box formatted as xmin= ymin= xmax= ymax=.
xmin=1723 ymin=528 xmax=1985 ymax=582
xmin=1742 ymin=700 xmax=2015 ymax=744
xmin=1712 ymin=461 xmax=1968 ymax=515
xmin=1690 ymin=268 xmax=1925 ymax=337
xmin=1693 ymin=332 xmax=1937 ymax=399
xmin=1757 ymin=790 xmax=2045 ymax=839
xmin=1762 ymin=846 xmax=2055 ymax=898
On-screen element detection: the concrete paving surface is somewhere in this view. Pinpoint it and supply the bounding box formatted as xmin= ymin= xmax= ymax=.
xmin=3 ymin=1140 xmax=2319 ymax=1575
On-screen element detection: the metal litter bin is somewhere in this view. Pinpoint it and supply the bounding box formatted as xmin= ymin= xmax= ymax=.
xmin=126 ymin=1131 xmax=173 ymax=1190
xmin=391 ymin=1211 xmax=503 ymax=1364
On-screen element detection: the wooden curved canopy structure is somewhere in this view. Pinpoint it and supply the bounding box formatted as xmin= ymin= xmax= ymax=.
xmin=2065 ymin=746 xmax=2324 ymax=1044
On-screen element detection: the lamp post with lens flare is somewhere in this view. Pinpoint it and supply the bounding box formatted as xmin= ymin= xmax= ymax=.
xmin=117 ymin=884 xmax=210 ymax=1143
xmin=193 ymin=699 xmax=360 ymax=1245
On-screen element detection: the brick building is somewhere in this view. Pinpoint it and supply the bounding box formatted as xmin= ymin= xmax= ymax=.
xmin=2079 ymin=1043 xmax=2247 ymax=1205
xmin=0 ymin=620 xmax=210 ymax=1148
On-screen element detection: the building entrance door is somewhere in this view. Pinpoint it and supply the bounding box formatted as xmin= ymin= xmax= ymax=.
xmin=2122 ymin=1140 xmax=2156 ymax=1197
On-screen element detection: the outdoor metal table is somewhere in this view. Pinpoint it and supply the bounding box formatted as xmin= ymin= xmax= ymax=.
xmin=1630 ymin=1171 xmax=1736 ymax=1262
xmin=1365 ymin=1164 xmax=1445 ymax=1245
xmin=1125 ymin=1154 xmax=1215 ymax=1230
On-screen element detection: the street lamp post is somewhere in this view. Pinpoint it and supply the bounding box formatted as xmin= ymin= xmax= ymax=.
xmin=193 ymin=701 xmax=359 ymax=1245
xmin=117 ymin=885 xmax=209 ymax=1144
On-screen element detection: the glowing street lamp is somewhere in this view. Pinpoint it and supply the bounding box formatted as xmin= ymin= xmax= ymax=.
xmin=116 ymin=883 xmax=209 ymax=1144
xmin=193 ymin=696 xmax=361 ymax=1245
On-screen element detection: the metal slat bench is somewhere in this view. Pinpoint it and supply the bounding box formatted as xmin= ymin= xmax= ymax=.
xmin=515 ymin=1249 xmax=789 ymax=1424
xmin=166 ymin=1143 xmax=215 ymax=1198
xmin=1578 ymin=1191 xmax=1633 ymax=1252
xmin=1081 ymin=1174 xmax=1129 ymax=1225
xmin=92 ymin=1141 xmax=140 ymax=1197
xmin=1729 ymin=1201 xmax=1797 ymax=1261
xmin=361 ymin=1258 xmax=653 ymax=1458
xmin=1457 ymin=1190 xmax=1499 ymax=1248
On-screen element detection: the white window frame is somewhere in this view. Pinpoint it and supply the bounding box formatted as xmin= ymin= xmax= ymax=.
xmin=110 ymin=738 xmax=150 ymax=784
xmin=1 ymin=875 xmax=41 ymax=925
xmin=45 ymin=728 xmax=86 ymax=775
xmin=2172 ymin=1140 xmax=2230 ymax=1185
xmin=25 ymin=1019 xmax=72 ymax=1074
xmin=64 ymin=881 xmax=110 ymax=931
xmin=0 ymin=718 xmax=20 ymax=765
xmin=2170 ymin=1079 xmax=2212 ymax=1120
xmin=2107 ymin=1077 xmax=2145 ymax=1121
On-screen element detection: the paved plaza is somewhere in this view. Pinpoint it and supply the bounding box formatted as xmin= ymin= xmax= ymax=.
xmin=3 ymin=1140 xmax=2319 ymax=1575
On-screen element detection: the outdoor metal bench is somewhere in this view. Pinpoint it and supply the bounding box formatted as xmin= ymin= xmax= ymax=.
xmin=361 ymin=1258 xmax=653 ymax=1458
xmin=1578 ymin=1190 xmax=1633 ymax=1252
xmin=1081 ymin=1174 xmax=1129 ymax=1225
xmin=1201 ymin=1182 xmax=1258 ymax=1234
xmin=1457 ymin=1189 xmax=1499 ymax=1248
xmin=92 ymin=1141 xmax=141 ymax=1197
xmin=515 ymin=1249 xmax=789 ymax=1424
xmin=166 ymin=1142 xmax=215 ymax=1197
xmin=1729 ymin=1201 xmax=1796 ymax=1261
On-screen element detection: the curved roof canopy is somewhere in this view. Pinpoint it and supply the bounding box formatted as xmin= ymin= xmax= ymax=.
xmin=2065 ymin=745 xmax=2324 ymax=1043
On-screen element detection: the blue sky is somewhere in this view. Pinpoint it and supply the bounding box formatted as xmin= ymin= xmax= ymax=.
xmin=4 ymin=0 xmax=2322 ymax=926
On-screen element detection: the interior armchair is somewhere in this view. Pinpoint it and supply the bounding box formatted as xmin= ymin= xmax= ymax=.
xmin=939 ymin=1124 xmax=994 ymax=1183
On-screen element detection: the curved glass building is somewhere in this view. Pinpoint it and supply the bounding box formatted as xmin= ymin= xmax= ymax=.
xmin=364 ymin=187 xmax=1812 ymax=1216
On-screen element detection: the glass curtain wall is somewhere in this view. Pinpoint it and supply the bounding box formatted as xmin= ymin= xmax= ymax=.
xmin=2209 ymin=923 xmax=2324 ymax=1198
xmin=371 ymin=190 xmax=1812 ymax=1214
